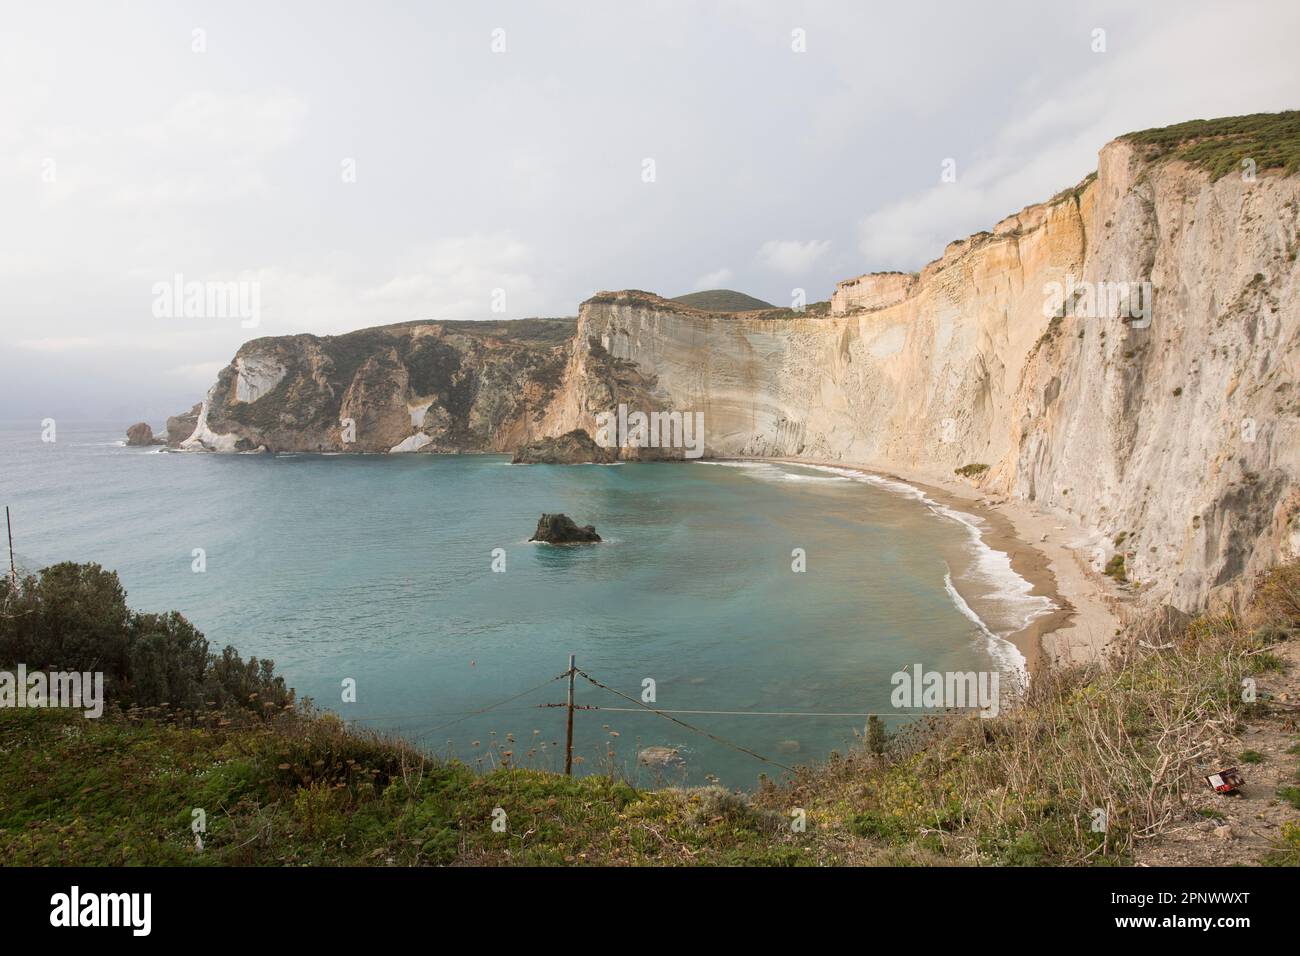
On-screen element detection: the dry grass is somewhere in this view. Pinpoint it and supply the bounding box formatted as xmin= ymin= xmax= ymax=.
xmin=761 ymin=586 xmax=1291 ymax=865
xmin=1252 ymin=562 xmax=1300 ymax=628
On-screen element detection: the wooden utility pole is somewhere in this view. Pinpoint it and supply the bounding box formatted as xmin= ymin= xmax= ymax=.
xmin=564 ymin=654 xmax=576 ymax=776
xmin=5 ymin=507 xmax=15 ymax=586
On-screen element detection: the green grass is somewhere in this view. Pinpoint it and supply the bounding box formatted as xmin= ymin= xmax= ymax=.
xmin=1049 ymin=171 xmax=1098 ymax=207
xmin=0 ymin=707 xmax=813 ymax=866
xmin=670 ymin=290 xmax=774 ymax=312
xmin=585 ymin=289 xmax=830 ymax=321
xmin=1121 ymin=111 xmax=1300 ymax=180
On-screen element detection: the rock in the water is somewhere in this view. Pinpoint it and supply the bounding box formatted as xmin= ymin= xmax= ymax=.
xmin=512 ymin=429 xmax=617 ymax=464
xmin=125 ymin=422 xmax=159 ymax=446
xmin=638 ymin=746 xmax=682 ymax=767
xmin=529 ymin=513 xmax=601 ymax=544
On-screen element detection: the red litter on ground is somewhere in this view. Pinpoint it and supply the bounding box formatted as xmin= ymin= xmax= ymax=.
xmin=1206 ymin=767 xmax=1244 ymax=794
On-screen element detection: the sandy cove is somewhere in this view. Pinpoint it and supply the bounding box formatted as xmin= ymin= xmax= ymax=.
xmin=757 ymin=457 xmax=1124 ymax=674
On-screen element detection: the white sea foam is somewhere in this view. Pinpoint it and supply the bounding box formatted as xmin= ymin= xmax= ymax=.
xmin=944 ymin=569 xmax=1028 ymax=690
xmin=698 ymin=460 xmax=847 ymax=483
xmin=696 ymin=460 xmax=774 ymax=471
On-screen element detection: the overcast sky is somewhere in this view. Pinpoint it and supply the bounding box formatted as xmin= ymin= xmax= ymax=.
xmin=2 ymin=0 xmax=1297 ymax=421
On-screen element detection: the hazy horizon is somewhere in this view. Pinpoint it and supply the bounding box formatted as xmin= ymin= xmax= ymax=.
xmin=2 ymin=0 xmax=1297 ymax=421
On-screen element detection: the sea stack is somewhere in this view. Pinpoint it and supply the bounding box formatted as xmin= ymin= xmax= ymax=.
xmin=529 ymin=513 xmax=601 ymax=544
xmin=125 ymin=422 xmax=161 ymax=446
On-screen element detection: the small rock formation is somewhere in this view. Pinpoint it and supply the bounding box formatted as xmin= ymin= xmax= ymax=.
xmin=638 ymin=745 xmax=682 ymax=767
xmin=512 ymin=429 xmax=617 ymax=464
xmin=529 ymin=513 xmax=601 ymax=544
xmin=125 ymin=422 xmax=161 ymax=446
xmin=831 ymin=271 xmax=917 ymax=315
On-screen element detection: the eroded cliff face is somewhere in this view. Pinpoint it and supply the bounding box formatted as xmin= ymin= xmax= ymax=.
xmin=1011 ymin=142 xmax=1300 ymax=609
xmin=173 ymin=319 xmax=574 ymax=454
xmin=544 ymin=142 xmax=1300 ymax=611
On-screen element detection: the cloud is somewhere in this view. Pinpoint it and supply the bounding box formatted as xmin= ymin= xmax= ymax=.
xmin=154 ymin=90 xmax=307 ymax=154
xmin=2 ymin=88 xmax=309 ymax=208
xmin=692 ymin=268 xmax=734 ymax=290
xmin=756 ymin=240 xmax=831 ymax=275
xmin=10 ymin=329 xmax=247 ymax=354
xmin=856 ymin=158 xmax=1055 ymax=270
xmin=15 ymin=336 xmax=100 ymax=351
xmin=164 ymin=361 xmax=228 ymax=385
xmin=855 ymin=1 xmax=1300 ymax=270
xmin=361 ymin=236 xmax=541 ymax=320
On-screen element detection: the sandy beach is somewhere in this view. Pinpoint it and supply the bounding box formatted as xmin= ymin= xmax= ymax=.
xmin=760 ymin=457 xmax=1123 ymax=673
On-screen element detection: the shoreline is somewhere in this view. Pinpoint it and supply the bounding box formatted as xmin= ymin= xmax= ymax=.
xmin=752 ymin=456 xmax=1122 ymax=674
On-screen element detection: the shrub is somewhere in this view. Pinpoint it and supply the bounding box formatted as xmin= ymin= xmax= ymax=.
xmin=1265 ymin=820 xmax=1300 ymax=866
xmin=866 ymin=714 xmax=888 ymax=757
xmin=1254 ymin=564 xmax=1300 ymax=627
xmin=0 ymin=563 xmax=291 ymax=716
xmin=954 ymin=463 xmax=989 ymax=478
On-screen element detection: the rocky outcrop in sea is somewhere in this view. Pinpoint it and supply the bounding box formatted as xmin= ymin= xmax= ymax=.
xmin=529 ymin=514 xmax=601 ymax=544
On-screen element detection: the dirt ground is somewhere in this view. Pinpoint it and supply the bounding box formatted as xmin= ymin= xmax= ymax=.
xmin=1135 ymin=634 xmax=1300 ymax=866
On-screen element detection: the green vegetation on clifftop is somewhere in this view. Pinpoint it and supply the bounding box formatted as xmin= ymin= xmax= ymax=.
xmin=1121 ymin=110 xmax=1300 ymax=179
xmin=670 ymin=289 xmax=775 ymax=312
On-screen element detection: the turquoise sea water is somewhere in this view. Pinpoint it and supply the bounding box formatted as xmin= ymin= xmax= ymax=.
xmin=0 ymin=421 xmax=1052 ymax=788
